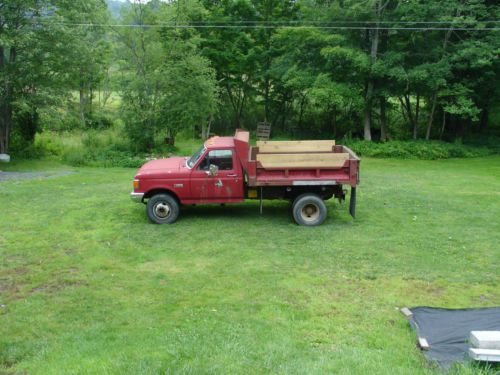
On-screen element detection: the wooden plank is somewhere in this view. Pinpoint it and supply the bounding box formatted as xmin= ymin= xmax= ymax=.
xmin=257 ymin=152 xmax=348 ymax=168
xmin=469 ymin=348 xmax=500 ymax=362
xmin=418 ymin=337 xmax=430 ymax=350
xmin=470 ymin=331 xmax=500 ymax=350
xmin=256 ymin=152 xmax=348 ymax=169
xmin=257 ymin=140 xmax=335 ymax=153
xmin=400 ymin=307 xmax=413 ymax=319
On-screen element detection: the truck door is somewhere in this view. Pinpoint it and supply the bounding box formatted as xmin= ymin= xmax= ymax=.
xmin=190 ymin=149 xmax=244 ymax=202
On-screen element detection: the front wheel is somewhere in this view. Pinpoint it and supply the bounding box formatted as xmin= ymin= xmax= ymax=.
xmin=292 ymin=194 xmax=327 ymax=226
xmin=146 ymin=194 xmax=179 ymax=224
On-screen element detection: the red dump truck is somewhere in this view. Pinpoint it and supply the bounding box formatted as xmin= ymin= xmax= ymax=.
xmin=131 ymin=130 xmax=360 ymax=226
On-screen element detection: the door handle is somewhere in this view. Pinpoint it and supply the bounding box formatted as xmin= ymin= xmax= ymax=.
xmin=227 ymin=174 xmax=237 ymax=177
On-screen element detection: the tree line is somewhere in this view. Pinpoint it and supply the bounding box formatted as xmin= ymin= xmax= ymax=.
xmin=1 ymin=0 xmax=499 ymax=154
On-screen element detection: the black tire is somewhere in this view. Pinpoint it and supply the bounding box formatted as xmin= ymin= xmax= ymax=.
xmin=146 ymin=194 xmax=179 ymax=224
xmin=292 ymin=193 xmax=327 ymax=226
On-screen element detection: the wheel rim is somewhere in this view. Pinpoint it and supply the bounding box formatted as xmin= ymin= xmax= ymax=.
xmin=154 ymin=202 xmax=171 ymax=219
xmin=300 ymin=203 xmax=320 ymax=222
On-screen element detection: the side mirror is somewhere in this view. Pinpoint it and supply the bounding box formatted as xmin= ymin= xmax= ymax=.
xmin=208 ymin=164 xmax=219 ymax=177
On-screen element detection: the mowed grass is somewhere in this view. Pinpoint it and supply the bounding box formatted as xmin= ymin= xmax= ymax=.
xmin=0 ymin=156 xmax=499 ymax=374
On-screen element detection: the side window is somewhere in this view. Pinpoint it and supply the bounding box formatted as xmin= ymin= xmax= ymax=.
xmin=197 ymin=150 xmax=233 ymax=171
xmin=198 ymin=155 xmax=210 ymax=170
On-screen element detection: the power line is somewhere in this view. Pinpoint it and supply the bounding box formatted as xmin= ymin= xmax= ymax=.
xmin=146 ymin=20 xmax=500 ymax=24
xmin=33 ymin=21 xmax=500 ymax=31
xmin=32 ymin=18 xmax=500 ymax=25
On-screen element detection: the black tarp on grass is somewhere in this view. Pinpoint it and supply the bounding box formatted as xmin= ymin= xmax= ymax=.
xmin=406 ymin=306 xmax=500 ymax=369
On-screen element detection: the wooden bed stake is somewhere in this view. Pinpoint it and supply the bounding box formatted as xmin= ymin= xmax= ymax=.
xmin=418 ymin=337 xmax=430 ymax=350
xmin=400 ymin=307 xmax=413 ymax=319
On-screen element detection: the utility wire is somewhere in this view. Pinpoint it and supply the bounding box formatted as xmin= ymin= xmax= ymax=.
xmin=142 ymin=20 xmax=500 ymax=24
xmin=32 ymin=18 xmax=500 ymax=25
xmin=31 ymin=21 xmax=500 ymax=31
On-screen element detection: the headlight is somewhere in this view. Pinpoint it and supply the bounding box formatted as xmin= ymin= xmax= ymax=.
xmin=133 ymin=179 xmax=140 ymax=189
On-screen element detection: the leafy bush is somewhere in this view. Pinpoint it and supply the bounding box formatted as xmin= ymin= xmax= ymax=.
xmin=16 ymin=129 xmax=144 ymax=167
xmin=346 ymin=140 xmax=493 ymax=160
xmin=33 ymin=134 xmax=67 ymax=157
xmin=463 ymin=134 xmax=500 ymax=153
xmin=62 ymin=148 xmax=146 ymax=168
xmin=9 ymin=131 xmax=64 ymax=159
xmin=85 ymin=112 xmax=115 ymax=129
xmin=40 ymin=108 xmax=82 ymax=132
xmin=61 ymin=129 xmax=148 ymax=167
xmin=61 ymin=147 xmax=87 ymax=166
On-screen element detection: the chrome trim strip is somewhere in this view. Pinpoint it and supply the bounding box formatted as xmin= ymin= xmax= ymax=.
xmin=292 ymin=180 xmax=337 ymax=186
xmin=130 ymin=192 xmax=145 ymax=203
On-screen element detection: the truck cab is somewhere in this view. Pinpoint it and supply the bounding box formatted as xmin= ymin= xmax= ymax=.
xmin=185 ymin=139 xmax=245 ymax=203
xmin=131 ymin=136 xmax=245 ymax=208
xmin=131 ymin=130 xmax=360 ymax=226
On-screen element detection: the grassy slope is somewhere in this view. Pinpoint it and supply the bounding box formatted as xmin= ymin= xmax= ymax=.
xmin=0 ymin=157 xmax=499 ymax=374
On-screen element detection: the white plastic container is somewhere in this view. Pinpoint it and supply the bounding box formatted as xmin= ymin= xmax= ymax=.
xmin=470 ymin=331 xmax=500 ymax=350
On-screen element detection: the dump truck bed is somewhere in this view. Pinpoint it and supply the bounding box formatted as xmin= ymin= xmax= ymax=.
xmin=244 ymin=139 xmax=360 ymax=187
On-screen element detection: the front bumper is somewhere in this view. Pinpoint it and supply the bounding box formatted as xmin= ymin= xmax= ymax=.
xmin=130 ymin=192 xmax=145 ymax=203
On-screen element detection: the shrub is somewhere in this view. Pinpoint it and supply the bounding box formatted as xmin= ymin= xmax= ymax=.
xmin=85 ymin=112 xmax=114 ymax=129
xmin=345 ymin=140 xmax=493 ymax=160
xmin=40 ymin=109 xmax=82 ymax=132
xmin=61 ymin=148 xmax=88 ymax=166
xmin=58 ymin=129 xmax=147 ymax=167
xmin=62 ymin=148 xmax=148 ymax=168
xmin=33 ymin=134 xmax=66 ymax=157
xmin=8 ymin=131 xmax=67 ymax=159
xmin=464 ymin=134 xmax=500 ymax=153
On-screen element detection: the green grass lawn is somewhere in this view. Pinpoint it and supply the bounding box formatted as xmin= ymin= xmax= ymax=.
xmin=1 ymin=157 xmax=499 ymax=374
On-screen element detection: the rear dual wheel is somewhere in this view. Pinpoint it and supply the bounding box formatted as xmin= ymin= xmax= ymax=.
xmin=292 ymin=193 xmax=327 ymax=226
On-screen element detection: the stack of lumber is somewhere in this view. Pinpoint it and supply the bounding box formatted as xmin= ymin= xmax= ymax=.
xmin=468 ymin=331 xmax=500 ymax=362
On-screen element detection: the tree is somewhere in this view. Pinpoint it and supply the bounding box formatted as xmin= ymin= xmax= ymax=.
xmin=0 ymin=0 xmax=39 ymax=153
xmin=0 ymin=0 xmax=111 ymax=154
xmin=200 ymin=0 xmax=259 ymax=129
xmin=157 ymin=53 xmax=219 ymax=144
xmin=118 ymin=0 xmax=219 ymax=150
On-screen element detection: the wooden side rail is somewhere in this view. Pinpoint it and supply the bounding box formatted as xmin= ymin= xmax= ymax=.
xmin=256 ymin=140 xmax=335 ymax=153
xmin=256 ymin=152 xmax=349 ymax=169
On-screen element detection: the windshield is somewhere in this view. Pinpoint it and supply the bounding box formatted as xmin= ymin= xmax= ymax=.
xmin=187 ymin=145 xmax=206 ymax=168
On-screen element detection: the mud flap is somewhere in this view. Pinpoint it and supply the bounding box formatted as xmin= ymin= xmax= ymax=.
xmin=349 ymin=187 xmax=356 ymax=218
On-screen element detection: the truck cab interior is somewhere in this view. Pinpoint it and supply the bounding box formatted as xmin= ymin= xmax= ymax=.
xmin=197 ymin=149 xmax=234 ymax=171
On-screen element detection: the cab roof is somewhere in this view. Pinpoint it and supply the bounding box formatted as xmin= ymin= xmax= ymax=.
xmin=204 ymin=136 xmax=235 ymax=149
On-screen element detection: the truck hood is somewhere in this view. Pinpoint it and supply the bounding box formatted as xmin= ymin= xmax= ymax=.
xmin=135 ymin=157 xmax=188 ymax=179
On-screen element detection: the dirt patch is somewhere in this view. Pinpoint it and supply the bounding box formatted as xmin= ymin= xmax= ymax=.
xmin=138 ymin=258 xmax=214 ymax=275
xmin=0 ymin=170 xmax=73 ymax=182
xmin=138 ymin=259 xmax=184 ymax=274
xmin=0 ymin=268 xmax=86 ymax=301
xmin=0 ymin=279 xmax=20 ymax=295
xmin=11 ymin=267 xmax=29 ymax=276
xmin=29 ymin=279 xmax=87 ymax=296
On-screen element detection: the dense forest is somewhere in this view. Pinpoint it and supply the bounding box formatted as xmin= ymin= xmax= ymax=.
xmin=0 ymin=0 xmax=499 ymax=157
